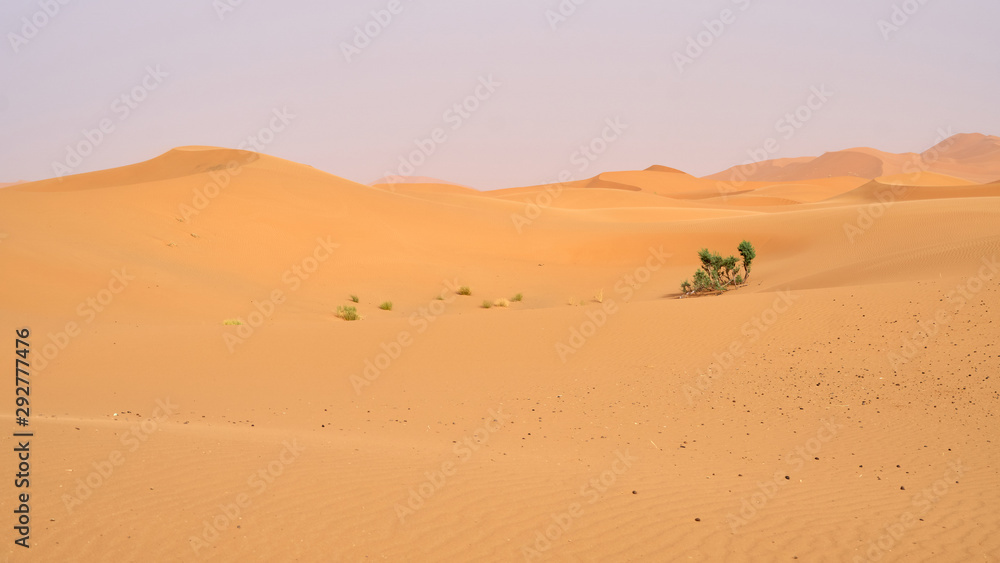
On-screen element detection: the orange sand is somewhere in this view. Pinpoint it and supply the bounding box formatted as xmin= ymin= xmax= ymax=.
xmin=1 ymin=137 xmax=998 ymax=562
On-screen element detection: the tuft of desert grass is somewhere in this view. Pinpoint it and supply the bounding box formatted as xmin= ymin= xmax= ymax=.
xmin=595 ymin=289 xmax=603 ymax=303
xmin=379 ymin=301 xmax=393 ymax=311
xmin=511 ymin=293 xmax=523 ymax=302
xmin=336 ymin=305 xmax=361 ymax=321
xmin=222 ymin=319 xmax=242 ymax=326
xmin=481 ymin=300 xmax=492 ymax=309
xmin=349 ymin=294 xmax=359 ymax=303
xmin=493 ymin=298 xmax=509 ymax=308
xmin=458 ymin=286 xmax=472 ymax=296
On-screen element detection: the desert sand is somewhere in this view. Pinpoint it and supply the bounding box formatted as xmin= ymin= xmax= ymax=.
xmin=1 ymin=135 xmax=998 ymax=562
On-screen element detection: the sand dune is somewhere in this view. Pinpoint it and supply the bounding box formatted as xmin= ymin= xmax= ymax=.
xmin=1 ymin=143 xmax=998 ymax=562
xmin=876 ymin=172 xmax=976 ymax=186
xmin=708 ymin=133 xmax=1000 ymax=184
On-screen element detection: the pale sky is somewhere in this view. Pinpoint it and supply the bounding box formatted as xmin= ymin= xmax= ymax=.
xmin=2 ymin=0 xmax=998 ymax=189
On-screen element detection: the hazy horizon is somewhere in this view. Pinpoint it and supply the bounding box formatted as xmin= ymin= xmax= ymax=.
xmin=2 ymin=0 xmax=999 ymax=189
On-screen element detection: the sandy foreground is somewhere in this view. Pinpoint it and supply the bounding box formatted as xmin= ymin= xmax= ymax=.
xmin=1 ymin=143 xmax=998 ymax=562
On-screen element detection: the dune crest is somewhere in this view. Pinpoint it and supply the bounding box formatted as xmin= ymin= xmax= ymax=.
xmin=707 ymin=133 xmax=1000 ymax=184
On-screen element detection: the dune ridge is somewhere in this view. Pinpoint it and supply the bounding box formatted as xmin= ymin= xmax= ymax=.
xmin=707 ymin=133 xmax=1000 ymax=184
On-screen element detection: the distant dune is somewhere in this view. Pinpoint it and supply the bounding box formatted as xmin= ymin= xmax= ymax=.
xmin=707 ymin=133 xmax=1000 ymax=184
xmin=370 ymin=175 xmax=474 ymax=188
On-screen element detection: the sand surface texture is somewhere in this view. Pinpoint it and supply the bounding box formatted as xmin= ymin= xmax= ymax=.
xmin=1 ymin=137 xmax=998 ymax=562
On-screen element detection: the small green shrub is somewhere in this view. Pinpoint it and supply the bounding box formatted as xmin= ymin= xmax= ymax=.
xmin=493 ymin=298 xmax=509 ymax=308
xmin=481 ymin=300 xmax=492 ymax=309
xmin=511 ymin=293 xmax=523 ymax=302
xmin=683 ymin=241 xmax=756 ymax=295
xmin=349 ymin=294 xmax=359 ymax=303
xmin=458 ymin=286 xmax=472 ymax=296
xmin=379 ymin=301 xmax=393 ymax=311
xmin=738 ymin=240 xmax=756 ymax=282
xmin=336 ymin=306 xmax=360 ymax=321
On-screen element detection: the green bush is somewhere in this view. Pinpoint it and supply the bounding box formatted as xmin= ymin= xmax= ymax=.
xmin=336 ymin=306 xmax=360 ymax=321
xmin=684 ymin=241 xmax=755 ymax=294
xmin=511 ymin=293 xmax=523 ymax=302
xmin=692 ymin=269 xmax=712 ymax=291
xmin=458 ymin=286 xmax=472 ymax=296
xmin=738 ymin=240 xmax=756 ymax=282
xmin=379 ymin=301 xmax=392 ymax=311
xmin=349 ymin=294 xmax=359 ymax=303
